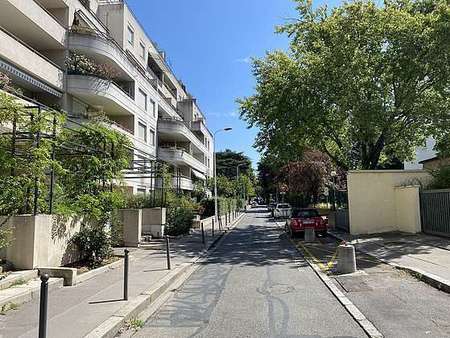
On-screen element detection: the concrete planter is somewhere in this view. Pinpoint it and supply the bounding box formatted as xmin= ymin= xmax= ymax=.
xmin=0 ymin=215 xmax=82 ymax=270
xmin=142 ymin=208 xmax=166 ymax=239
xmin=118 ymin=209 xmax=142 ymax=247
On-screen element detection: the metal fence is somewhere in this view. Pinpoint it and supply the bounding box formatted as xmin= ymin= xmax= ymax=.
xmin=335 ymin=209 xmax=350 ymax=232
xmin=420 ymin=189 xmax=450 ymax=237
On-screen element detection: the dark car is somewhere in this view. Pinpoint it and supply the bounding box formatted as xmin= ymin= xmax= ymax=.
xmin=285 ymin=208 xmax=328 ymax=237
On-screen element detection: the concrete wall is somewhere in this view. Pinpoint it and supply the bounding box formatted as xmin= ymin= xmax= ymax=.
xmin=0 ymin=215 xmax=81 ymax=270
xmin=348 ymin=170 xmax=431 ymax=235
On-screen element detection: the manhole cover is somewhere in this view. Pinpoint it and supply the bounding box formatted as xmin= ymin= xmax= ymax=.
xmin=335 ymin=276 xmax=372 ymax=292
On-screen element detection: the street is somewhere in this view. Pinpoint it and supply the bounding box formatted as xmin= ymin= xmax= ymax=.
xmin=128 ymin=208 xmax=367 ymax=338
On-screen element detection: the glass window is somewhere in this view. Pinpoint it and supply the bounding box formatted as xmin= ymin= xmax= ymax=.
xmin=139 ymin=42 xmax=145 ymax=59
xmin=127 ymin=25 xmax=134 ymax=46
xmin=150 ymin=100 xmax=156 ymax=118
xmin=137 ymin=122 xmax=147 ymax=142
xmin=149 ymin=129 xmax=155 ymax=146
xmin=292 ymin=209 xmax=319 ymax=218
xmin=137 ymin=188 xmax=146 ymax=195
xmin=138 ymin=89 xmax=147 ymax=111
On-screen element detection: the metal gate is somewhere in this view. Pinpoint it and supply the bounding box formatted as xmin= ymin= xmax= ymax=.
xmin=335 ymin=209 xmax=350 ymax=232
xmin=420 ymin=189 xmax=450 ymax=237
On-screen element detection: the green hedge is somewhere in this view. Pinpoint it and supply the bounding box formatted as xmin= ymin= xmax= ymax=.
xmin=200 ymin=197 xmax=245 ymax=218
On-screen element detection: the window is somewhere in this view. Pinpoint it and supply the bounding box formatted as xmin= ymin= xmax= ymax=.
xmin=137 ymin=122 xmax=147 ymax=142
xmin=137 ymin=88 xmax=147 ymax=111
xmin=139 ymin=42 xmax=145 ymax=59
xmin=127 ymin=25 xmax=134 ymax=46
xmin=150 ymin=100 xmax=156 ymax=118
xmin=149 ymin=129 xmax=155 ymax=146
xmin=137 ymin=188 xmax=146 ymax=195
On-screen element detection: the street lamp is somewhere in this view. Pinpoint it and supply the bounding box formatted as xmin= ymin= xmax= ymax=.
xmin=214 ymin=127 xmax=232 ymax=229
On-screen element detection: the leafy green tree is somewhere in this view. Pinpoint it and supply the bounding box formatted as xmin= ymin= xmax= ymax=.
xmin=216 ymin=149 xmax=254 ymax=180
xmin=239 ymin=0 xmax=450 ymax=170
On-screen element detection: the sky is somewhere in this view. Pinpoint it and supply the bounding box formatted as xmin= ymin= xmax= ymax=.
xmin=126 ymin=0 xmax=336 ymax=168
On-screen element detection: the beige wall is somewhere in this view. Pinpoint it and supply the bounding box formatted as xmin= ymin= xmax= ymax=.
xmin=0 ymin=215 xmax=81 ymax=269
xmin=348 ymin=170 xmax=431 ymax=235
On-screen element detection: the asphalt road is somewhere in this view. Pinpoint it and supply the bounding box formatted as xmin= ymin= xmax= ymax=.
xmin=132 ymin=208 xmax=367 ymax=338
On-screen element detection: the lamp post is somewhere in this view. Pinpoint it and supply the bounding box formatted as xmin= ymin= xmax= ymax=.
xmin=214 ymin=127 xmax=232 ymax=228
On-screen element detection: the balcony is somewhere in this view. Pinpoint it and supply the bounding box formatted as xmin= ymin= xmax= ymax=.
xmin=191 ymin=118 xmax=212 ymax=138
xmin=155 ymin=176 xmax=194 ymax=191
xmin=67 ymin=75 xmax=144 ymax=117
xmin=158 ymin=118 xmax=208 ymax=155
xmin=158 ymin=147 xmax=207 ymax=174
xmin=0 ymin=0 xmax=66 ymax=50
xmin=0 ymin=28 xmax=64 ymax=92
xmin=69 ymin=30 xmax=136 ymax=81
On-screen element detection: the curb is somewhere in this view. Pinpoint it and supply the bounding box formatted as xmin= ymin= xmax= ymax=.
xmin=328 ymin=232 xmax=450 ymax=294
xmin=85 ymin=212 xmax=245 ymax=338
xmin=288 ymin=236 xmax=383 ymax=338
xmin=75 ymin=257 xmax=126 ymax=285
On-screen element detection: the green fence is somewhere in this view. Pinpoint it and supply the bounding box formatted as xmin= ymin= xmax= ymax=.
xmin=420 ymin=189 xmax=450 ymax=237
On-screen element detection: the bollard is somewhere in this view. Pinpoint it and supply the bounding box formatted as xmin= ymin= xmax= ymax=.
xmin=212 ymin=218 xmax=215 ymax=237
xmin=123 ymin=249 xmax=129 ymax=300
xmin=304 ymin=227 xmax=315 ymax=242
xmin=39 ymin=274 xmax=49 ymax=338
xmin=165 ymin=235 xmax=171 ymax=270
xmin=201 ymin=222 xmax=206 ymax=246
xmin=336 ymin=244 xmax=357 ymax=274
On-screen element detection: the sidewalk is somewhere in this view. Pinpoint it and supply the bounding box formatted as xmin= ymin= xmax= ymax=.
xmin=0 ymin=222 xmax=234 ymax=338
xmin=330 ymin=230 xmax=450 ymax=292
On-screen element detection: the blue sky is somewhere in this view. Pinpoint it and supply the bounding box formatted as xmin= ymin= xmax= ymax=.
xmin=126 ymin=0 xmax=336 ymax=167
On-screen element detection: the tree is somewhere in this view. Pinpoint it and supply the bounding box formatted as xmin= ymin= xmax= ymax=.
xmin=216 ymin=149 xmax=253 ymax=180
xmin=239 ymin=0 xmax=450 ymax=170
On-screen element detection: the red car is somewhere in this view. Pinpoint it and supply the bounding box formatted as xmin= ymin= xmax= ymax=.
xmin=285 ymin=208 xmax=328 ymax=237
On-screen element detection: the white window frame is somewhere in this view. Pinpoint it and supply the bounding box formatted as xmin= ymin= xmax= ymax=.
xmin=150 ymin=99 xmax=156 ymax=118
xmin=127 ymin=24 xmax=135 ymax=46
xmin=138 ymin=88 xmax=148 ymax=111
xmin=149 ymin=129 xmax=155 ymax=146
xmin=139 ymin=41 xmax=146 ymax=59
xmin=137 ymin=121 xmax=147 ymax=142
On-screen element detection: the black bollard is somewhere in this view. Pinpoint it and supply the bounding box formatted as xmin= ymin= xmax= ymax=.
xmin=124 ymin=249 xmax=129 ymax=301
xmin=212 ymin=218 xmax=215 ymax=237
xmin=201 ymin=222 xmax=206 ymax=246
xmin=165 ymin=235 xmax=171 ymax=270
xmin=39 ymin=274 xmax=49 ymax=338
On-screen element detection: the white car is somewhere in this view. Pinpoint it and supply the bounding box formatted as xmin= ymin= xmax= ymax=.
xmin=273 ymin=203 xmax=292 ymax=219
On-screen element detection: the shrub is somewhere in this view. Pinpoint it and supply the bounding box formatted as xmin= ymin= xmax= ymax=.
xmin=165 ymin=207 xmax=194 ymax=236
xmin=72 ymin=225 xmax=112 ymax=267
xmin=428 ymin=166 xmax=450 ymax=190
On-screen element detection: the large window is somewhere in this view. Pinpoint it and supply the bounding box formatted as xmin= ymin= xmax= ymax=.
xmin=127 ymin=25 xmax=134 ymax=46
xmin=137 ymin=122 xmax=147 ymax=142
xmin=137 ymin=88 xmax=148 ymax=111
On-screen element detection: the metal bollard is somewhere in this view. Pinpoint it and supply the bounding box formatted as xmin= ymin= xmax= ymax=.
xmin=165 ymin=235 xmax=171 ymax=270
xmin=39 ymin=274 xmax=49 ymax=338
xmin=201 ymin=223 xmax=206 ymax=246
xmin=304 ymin=228 xmax=315 ymax=242
xmin=212 ymin=218 xmax=215 ymax=237
xmin=123 ymin=249 xmax=129 ymax=301
xmin=337 ymin=244 xmax=357 ymax=274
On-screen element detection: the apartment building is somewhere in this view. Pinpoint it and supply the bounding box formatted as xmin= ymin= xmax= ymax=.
xmin=0 ymin=0 xmax=214 ymax=194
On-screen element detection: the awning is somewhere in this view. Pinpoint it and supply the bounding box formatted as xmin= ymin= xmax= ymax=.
xmin=192 ymin=169 xmax=207 ymax=181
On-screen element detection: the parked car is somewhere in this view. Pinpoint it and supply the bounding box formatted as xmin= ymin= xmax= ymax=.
xmin=273 ymin=203 xmax=292 ymax=219
xmin=285 ymin=208 xmax=328 ymax=237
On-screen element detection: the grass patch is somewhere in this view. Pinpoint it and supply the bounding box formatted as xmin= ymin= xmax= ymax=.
xmin=125 ymin=318 xmax=144 ymax=331
xmin=10 ymin=278 xmax=26 ymax=287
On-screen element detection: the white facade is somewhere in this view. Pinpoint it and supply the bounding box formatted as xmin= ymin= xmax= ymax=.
xmin=0 ymin=0 xmax=214 ymax=193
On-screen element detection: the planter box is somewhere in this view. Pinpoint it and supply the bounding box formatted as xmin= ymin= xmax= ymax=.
xmin=0 ymin=215 xmax=82 ymax=270
xmin=118 ymin=209 xmax=142 ymax=247
xmin=142 ymin=208 xmax=166 ymax=239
